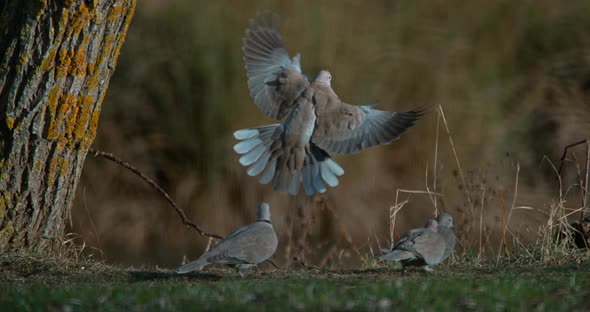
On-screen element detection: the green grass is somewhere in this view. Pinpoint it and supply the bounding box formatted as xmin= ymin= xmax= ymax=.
xmin=1 ymin=254 xmax=589 ymax=311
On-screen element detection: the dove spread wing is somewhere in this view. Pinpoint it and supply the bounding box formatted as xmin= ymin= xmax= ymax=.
xmin=312 ymin=95 xmax=424 ymax=154
xmin=243 ymin=14 xmax=309 ymax=120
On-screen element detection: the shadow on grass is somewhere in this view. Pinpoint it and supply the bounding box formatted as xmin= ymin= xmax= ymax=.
xmin=128 ymin=270 xmax=223 ymax=283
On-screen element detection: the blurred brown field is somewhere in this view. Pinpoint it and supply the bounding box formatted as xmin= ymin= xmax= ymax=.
xmin=71 ymin=0 xmax=590 ymax=268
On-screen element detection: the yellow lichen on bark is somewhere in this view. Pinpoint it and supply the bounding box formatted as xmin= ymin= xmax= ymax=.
xmin=86 ymin=65 xmax=99 ymax=91
xmin=74 ymin=94 xmax=93 ymax=140
xmin=46 ymin=90 xmax=98 ymax=148
xmin=47 ymin=85 xmax=60 ymax=113
xmin=56 ymin=49 xmax=73 ymax=78
xmin=39 ymin=48 xmax=57 ymax=72
xmin=46 ymin=91 xmax=78 ymax=143
xmin=58 ymin=8 xmax=70 ymax=36
xmin=97 ymin=34 xmax=115 ymax=66
xmin=5 ymin=116 xmax=15 ymax=129
xmin=87 ymin=63 xmax=96 ymax=74
xmin=34 ymin=160 xmax=43 ymax=173
xmin=72 ymin=47 xmax=87 ymax=77
xmin=19 ymin=53 xmax=29 ymax=65
xmin=0 ymin=193 xmax=6 ymax=216
xmin=107 ymin=2 xmax=124 ymax=23
xmin=24 ymin=1 xmax=136 ymax=154
xmin=46 ymin=156 xmax=70 ymax=185
xmin=62 ymin=94 xmax=79 ymax=139
xmin=57 ymin=46 xmax=90 ymax=78
xmin=0 ymin=0 xmax=138 ymax=253
xmin=107 ymin=1 xmax=136 ymax=74
xmin=59 ymin=157 xmax=70 ymax=178
xmin=46 ymin=156 xmax=59 ymax=187
xmin=71 ymin=4 xmax=91 ymax=36
xmin=45 ymin=85 xmax=61 ymax=140
xmin=0 ymin=220 xmax=15 ymax=245
xmin=86 ymin=109 xmax=101 ymax=145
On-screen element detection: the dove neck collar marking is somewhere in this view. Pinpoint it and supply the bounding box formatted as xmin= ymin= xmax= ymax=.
xmin=257 ymin=219 xmax=272 ymax=224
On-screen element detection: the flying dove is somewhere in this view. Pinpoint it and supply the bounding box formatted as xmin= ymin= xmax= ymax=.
xmin=378 ymin=219 xmax=446 ymax=272
xmin=233 ymin=13 xmax=425 ymax=195
xmin=436 ymin=212 xmax=456 ymax=262
xmin=175 ymin=202 xmax=278 ymax=276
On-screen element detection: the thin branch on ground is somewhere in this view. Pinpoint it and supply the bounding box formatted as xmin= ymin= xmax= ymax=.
xmin=89 ymin=148 xmax=223 ymax=240
xmin=293 ymin=256 xmax=320 ymax=270
xmin=265 ymin=258 xmax=280 ymax=269
xmin=89 ymin=148 xmax=281 ymax=269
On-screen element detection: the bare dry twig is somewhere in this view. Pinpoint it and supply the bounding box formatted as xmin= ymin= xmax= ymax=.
xmin=557 ymin=139 xmax=590 ymax=220
xmin=89 ymin=148 xmax=223 ymax=240
xmin=558 ymin=139 xmax=587 ymax=177
xmin=88 ymin=148 xmax=281 ymax=269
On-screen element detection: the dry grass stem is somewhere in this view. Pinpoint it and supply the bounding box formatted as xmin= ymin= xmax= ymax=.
xmin=388 ymin=188 xmax=442 ymax=247
xmin=438 ymin=105 xmax=472 ymax=208
xmin=433 ymin=109 xmax=441 ymax=212
xmin=497 ymin=192 xmax=509 ymax=264
xmin=82 ymin=187 xmax=102 ymax=253
xmin=506 ymin=162 xmax=520 ymax=227
xmin=478 ymin=187 xmax=485 ymax=260
xmin=424 ymin=163 xmax=439 ymax=214
xmin=583 ymin=139 xmax=590 ymax=218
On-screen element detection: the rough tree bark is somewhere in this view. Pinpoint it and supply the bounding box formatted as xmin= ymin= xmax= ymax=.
xmin=0 ymin=0 xmax=136 ymax=253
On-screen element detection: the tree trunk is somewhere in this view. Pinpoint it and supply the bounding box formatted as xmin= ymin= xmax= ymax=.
xmin=0 ymin=0 xmax=136 ymax=253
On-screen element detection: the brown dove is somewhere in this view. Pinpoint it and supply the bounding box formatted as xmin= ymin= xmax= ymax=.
xmin=378 ymin=219 xmax=446 ymax=272
xmin=233 ymin=13 xmax=425 ymax=195
xmin=175 ymin=202 xmax=278 ymax=276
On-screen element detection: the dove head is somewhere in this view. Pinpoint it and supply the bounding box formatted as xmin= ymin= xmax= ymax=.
xmin=436 ymin=213 xmax=454 ymax=229
xmin=424 ymin=219 xmax=439 ymax=232
xmin=256 ymin=202 xmax=272 ymax=222
xmin=315 ymin=70 xmax=332 ymax=86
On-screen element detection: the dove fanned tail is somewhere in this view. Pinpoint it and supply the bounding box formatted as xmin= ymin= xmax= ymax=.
xmin=233 ymin=126 xmax=344 ymax=195
xmin=175 ymin=257 xmax=209 ymax=274
xmin=378 ymin=250 xmax=416 ymax=261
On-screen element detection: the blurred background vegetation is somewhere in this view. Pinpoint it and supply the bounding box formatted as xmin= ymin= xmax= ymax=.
xmin=72 ymin=0 xmax=590 ymax=268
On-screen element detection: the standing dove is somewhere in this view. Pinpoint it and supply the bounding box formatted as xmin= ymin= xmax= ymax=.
xmin=436 ymin=212 xmax=456 ymax=262
xmin=378 ymin=219 xmax=446 ymax=272
xmin=175 ymin=202 xmax=278 ymax=276
xmin=233 ymin=13 xmax=425 ymax=195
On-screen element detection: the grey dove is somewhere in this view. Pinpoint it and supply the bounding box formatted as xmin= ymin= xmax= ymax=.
xmin=378 ymin=219 xmax=446 ymax=272
xmin=175 ymin=202 xmax=278 ymax=276
xmin=436 ymin=212 xmax=456 ymax=262
xmin=233 ymin=13 xmax=425 ymax=195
